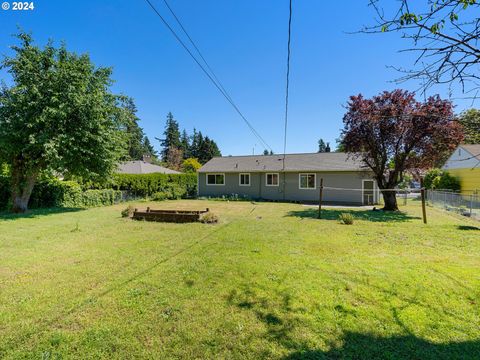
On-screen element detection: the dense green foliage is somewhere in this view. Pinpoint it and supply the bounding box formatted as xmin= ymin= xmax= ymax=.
xmin=458 ymin=109 xmax=480 ymax=144
xmin=182 ymin=158 xmax=202 ymax=173
xmin=0 ymin=32 xmax=127 ymax=212
xmin=157 ymin=113 xmax=221 ymax=166
xmin=424 ymin=169 xmax=461 ymax=191
xmin=110 ymin=173 xmax=197 ymax=198
xmin=0 ymin=172 xmax=197 ymax=210
xmin=158 ymin=112 xmax=182 ymax=161
xmin=122 ymin=97 xmax=156 ymax=160
xmin=317 ymin=138 xmax=331 ymax=153
xmin=0 ymin=200 xmax=479 ymax=358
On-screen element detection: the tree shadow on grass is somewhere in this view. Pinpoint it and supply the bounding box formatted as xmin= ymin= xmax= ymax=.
xmin=227 ymin=282 xmax=480 ymax=360
xmin=0 ymin=207 xmax=84 ymax=221
xmin=457 ymin=225 xmax=480 ymax=231
xmin=286 ymin=208 xmax=419 ymax=222
xmin=283 ymin=332 xmax=480 ymax=359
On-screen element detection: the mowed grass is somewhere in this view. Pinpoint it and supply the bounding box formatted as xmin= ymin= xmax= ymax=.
xmin=0 ymin=200 xmax=479 ymax=359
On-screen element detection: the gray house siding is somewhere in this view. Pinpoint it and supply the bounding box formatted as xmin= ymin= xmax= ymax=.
xmin=198 ymin=171 xmax=376 ymax=204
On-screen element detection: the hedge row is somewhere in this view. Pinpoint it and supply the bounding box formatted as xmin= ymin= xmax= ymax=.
xmin=0 ymin=173 xmax=198 ymax=210
xmin=107 ymin=173 xmax=197 ymax=198
xmin=29 ymin=180 xmax=123 ymax=208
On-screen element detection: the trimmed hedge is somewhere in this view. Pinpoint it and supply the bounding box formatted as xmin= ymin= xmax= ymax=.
xmin=0 ymin=173 xmax=197 ymax=211
xmin=108 ymin=173 xmax=197 ymax=198
xmin=30 ymin=179 xmax=123 ymax=208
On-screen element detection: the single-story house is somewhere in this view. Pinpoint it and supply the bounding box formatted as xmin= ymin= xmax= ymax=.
xmin=442 ymin=144 xmax=480 ymax=194
xmin=117 ymin=160 xmax=180 ymax=175
xmin=198 ymin=152 xmax=379 ymax=205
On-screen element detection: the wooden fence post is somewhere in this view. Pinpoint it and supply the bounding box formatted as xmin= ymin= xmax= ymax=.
xmin=318 ymin=178 xmax=324 ymax=219
xmin=420 ymin=178 xmax=427 ymax=224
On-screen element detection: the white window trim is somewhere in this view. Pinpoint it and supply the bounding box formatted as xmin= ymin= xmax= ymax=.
xmin=265 ymin=173 xmax=279 ymax=187
xmin=206 ymin=173 xmax=225 ymax=186
xmin=299 ymin=173 xmax=316 ymax=190
xmin=239 ymin=173 xmax=251 ymax=186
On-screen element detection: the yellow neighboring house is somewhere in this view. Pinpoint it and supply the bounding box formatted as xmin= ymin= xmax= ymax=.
xmin=443 ymin=144 xmax=480 ymax=194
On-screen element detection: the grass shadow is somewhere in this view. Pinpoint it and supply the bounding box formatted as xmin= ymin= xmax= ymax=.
xmin=457 ymin=225 xmax=480 ymax=231
xmin=0 ymin=207 xmax=84 ymax=221
xmin=286 ymin=208 xmax=419 ymax=222
xmin=283 ymin=331 xmax=480 ymax=359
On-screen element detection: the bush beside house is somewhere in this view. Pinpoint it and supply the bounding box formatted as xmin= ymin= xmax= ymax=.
xmin=424 ymin=169 xmax=461 ymax=191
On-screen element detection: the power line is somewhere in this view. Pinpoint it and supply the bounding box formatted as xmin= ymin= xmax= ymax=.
xmin=143 ymin=0 xmax=273 ymax=152
xmin=161 ymin=0 xmax=231 ymax=102
xmin=282 ymin=0 xmax=293 ymax=166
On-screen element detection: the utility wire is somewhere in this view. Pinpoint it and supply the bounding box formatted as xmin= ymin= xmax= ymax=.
xmin=162 ymin=0 xmax=231 ymax=103
xmin=143 ymin=0 xmax=273 ymax=152
xmin=282 ymin=0 xmax=293 ymax=167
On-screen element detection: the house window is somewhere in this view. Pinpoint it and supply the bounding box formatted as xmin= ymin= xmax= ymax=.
xmin=239 ymin=173 xmax=250 ymax=186
xmin=299 ymin=173 xmax=316 ymax=189
xmin=266 ymin=173 xmax=279 ymax=186
xmin=206 ymin=173 xmax=225 ymax=185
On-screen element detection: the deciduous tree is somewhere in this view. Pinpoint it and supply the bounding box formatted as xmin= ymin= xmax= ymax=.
xmin=363 ymin=0 xmax=480 ymax=97
xmin=341 ymin=89 xmax=463 ymax=210
xmin=0 ymin=32 xmax=127 ymax=213
xmin=182 ymin=158 xmax=202 ymax=173
xmin=458 ymin=109 xmax=480 ymax=144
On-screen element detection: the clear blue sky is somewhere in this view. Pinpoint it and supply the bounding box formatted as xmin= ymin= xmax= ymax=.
xmin=0 ymin=0 xmax=474 ymax=155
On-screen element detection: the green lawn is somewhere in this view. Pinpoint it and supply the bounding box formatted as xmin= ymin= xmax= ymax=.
xmin=0 ymin=200 xmax=479 ymax=359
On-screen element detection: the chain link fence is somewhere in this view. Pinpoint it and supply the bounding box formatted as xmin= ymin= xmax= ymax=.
xmin=426 ymin=190 xmax=480 ymax=220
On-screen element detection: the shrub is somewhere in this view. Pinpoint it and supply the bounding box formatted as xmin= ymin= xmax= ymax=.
xmin=200 ymin=212 xmax=219 ymax=224
xmin=338 ymin=213 xmax=354 ymax=225
xmin=423 ymin=169 xmax=442 ymax=189
xmin=21 ymin=178 xmax=122 ymax=209
xmin=182 ymin=158 xmax=202 ymax=173
xmin=151 ymin=192 xmax=167 ymax=201
xmin=0 ymin=172 xmax=197 ymax=210
xmin=424 ymin=169 xmax=460 ymax=191
xmin=108 ymin=173 xmax=197 ymax=198
xmin=121 ymin=205 xmax=135 ymax=218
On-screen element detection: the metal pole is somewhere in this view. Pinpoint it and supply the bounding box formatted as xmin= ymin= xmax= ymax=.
xmin=318 ymin=178 xmax=323 ymax=219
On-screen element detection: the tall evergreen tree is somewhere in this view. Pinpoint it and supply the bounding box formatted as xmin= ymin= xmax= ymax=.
xmin=157 ymin=112 xmax=181 ymax=161
xmin=122 ymin=97 xmax=148 ymax=160
xmin=197 ymin=136 xmax=221 ymax=164
xmin=142 ymin=136 xmax=156 ymax=157
xmin=318 ymin=139 xmax=327 ymax=153
xmin=189 ymin=128 xmax=200 ymax=159
xmin=180 ymin=129 xmax=190 ymax=159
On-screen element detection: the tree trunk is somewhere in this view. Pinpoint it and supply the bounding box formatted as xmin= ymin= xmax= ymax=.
xmin=382 ymin=190 xmax=398 ymax=211
xmin=10 ymin=160 xmax=38 ymax=213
